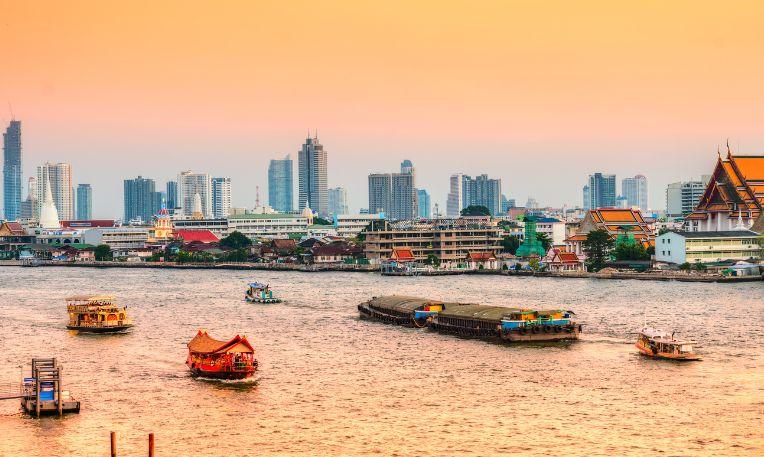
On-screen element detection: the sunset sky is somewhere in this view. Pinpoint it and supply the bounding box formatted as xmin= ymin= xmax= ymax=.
xmin=2 ymin=1 xmax=764 ymax=217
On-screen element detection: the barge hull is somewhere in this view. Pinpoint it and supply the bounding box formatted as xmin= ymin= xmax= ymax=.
xmin=66 ymin=325 xmax=133 ymax=333
xmin=21 ymin=398 xmax=81 ymax=416
xmin=188 ymin=368 xmax=255 ymax=380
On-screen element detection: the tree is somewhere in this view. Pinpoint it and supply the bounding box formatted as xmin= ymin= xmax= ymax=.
xmin=536 ymin=233 xmax=552 ymax=252
xmin=658 ymin=227 xmax=671 ymax=236
xmin=460 ymin=205 xmax=491 ymax=216
xmin=613 ymin=242 xmax=650 ymax=261
xmin=220 ymin=249 xmax=248 ymax=262
xmin=528 ymin=257 xmax=541 ymax=271
xmin=581 ymin=229 xmax=614 ymax=272
xmin=679 ymin=262 xmax=692 ymax=271
xmin=94 ymin=244 xmax=112 ymax=261
xmin=501 ymin=235 xmax=520 ymax=254
xmin=693 ymin=260 xmax=707 ymax=271
xmin=425 ymin=254 xmax=441 ymax=267
xmin=355 ymin=222 xmax=374 ymax=242
xmin=220 ymin=231 xmax=252 ymax=249
xmin=313 ymin=217 xmax=333 ymax=225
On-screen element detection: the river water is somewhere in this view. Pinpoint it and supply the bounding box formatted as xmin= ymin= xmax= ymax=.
xmin=0 ymin=267 xmax=762 ymax=456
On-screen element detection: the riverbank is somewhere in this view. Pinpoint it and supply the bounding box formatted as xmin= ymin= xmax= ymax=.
xmin=1 ymin=260 xmax=760 ymax=282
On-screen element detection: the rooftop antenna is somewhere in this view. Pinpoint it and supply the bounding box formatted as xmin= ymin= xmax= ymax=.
xmin=255 ymin=185 xmax=260 ymax=207
xmin=7 ymin=101 xmax=15 ymax=121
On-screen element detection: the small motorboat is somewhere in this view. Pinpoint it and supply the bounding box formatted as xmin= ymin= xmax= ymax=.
xmin=635 ymin=326 xmax=702 ymax=361
xmin=245 ymin=282 xmax=282 ymax=303
xmin=186 ymin=330 xmax=258 ymax=380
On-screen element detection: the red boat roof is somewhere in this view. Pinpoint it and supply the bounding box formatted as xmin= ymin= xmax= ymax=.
xmin=187 ymin=330 xmax=254 ymax=355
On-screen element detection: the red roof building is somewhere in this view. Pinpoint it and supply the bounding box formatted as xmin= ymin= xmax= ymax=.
xmin=175 ymin=229 xmax=219 ymax=243
xmin=546 ymin=248 xmax=584 ymax=272
xmin=390 ymin=248 xmax=416 ymax=262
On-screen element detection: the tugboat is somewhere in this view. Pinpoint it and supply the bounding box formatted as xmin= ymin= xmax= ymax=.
xmin=635 ymin=327 xmax=702 ymax=361
xmin=66 ymin=295 xmax=133 ymax=333
xmin=245 ymin=282 xmax=282 ymax=303
xmin=186 ymin=330 xmax=258 ymax=380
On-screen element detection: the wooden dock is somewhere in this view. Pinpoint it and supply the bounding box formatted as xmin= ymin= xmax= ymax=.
xmin=0 ymin=358 xmax=81 ymax=417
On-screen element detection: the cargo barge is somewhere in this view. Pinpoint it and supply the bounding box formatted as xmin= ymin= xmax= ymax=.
xmin=359 ymin=295 xmax=580 ymax=342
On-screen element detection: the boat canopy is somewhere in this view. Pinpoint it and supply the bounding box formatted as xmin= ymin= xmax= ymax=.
xmin=65 ymin=295 xmax=116 ymax=303
xmin=187 ymin=330 xmax=254 ymax=355
xmin=639 ymin=326 xmax=671 ymax=339
xmin=368 ymin=296 xmax=447 ymax=313
xmin=438 ymin=304 xmax=517 ymax=323
xmin=248 ymin=282 xmax=268 ymax=289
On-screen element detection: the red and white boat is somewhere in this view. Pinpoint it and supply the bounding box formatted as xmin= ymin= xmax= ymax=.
xmin=186 ymin=331 xmax=258 ymax=379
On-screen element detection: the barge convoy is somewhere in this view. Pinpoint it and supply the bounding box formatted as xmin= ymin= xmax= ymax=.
xmin=358 ymin=295 xmax=580 ymax=342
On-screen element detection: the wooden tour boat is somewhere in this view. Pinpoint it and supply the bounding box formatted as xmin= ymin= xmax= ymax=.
xmin=245 ymin=282 xmax=282 ymax=303
xmin=66 ymin=295 xmax=133 ymax=333
xmin=635 ymin=326 xmax=702 ymax=361
xmin=186 ymin=330 xmax=258 ymax=380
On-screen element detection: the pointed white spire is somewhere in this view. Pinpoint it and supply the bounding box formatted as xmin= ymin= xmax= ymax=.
xmin=39 ymin=168 xmax=60 ymax=229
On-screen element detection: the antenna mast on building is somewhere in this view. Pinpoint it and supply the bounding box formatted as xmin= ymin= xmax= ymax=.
xmin=255 ymin=185 xmax=260 ymax=208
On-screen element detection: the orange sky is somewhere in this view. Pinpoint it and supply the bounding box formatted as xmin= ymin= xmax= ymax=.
xmin=2 ymin=1 xmax=764 ymax=216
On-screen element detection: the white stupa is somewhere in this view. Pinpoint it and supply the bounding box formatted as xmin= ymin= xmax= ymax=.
xmin=301 ymin=206 xmax=314 ymax=225
xmin=39 ymin=172 xmax=60 ymax=229
xmin=191 ymin=192 xmax=204 ymax=220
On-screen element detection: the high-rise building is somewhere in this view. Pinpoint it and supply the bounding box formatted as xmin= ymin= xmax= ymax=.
xmin=582 ymin=185 xmax=591 ymax=210
xmin=268 ymin=155 xmax=293 ymax=213
xmin=328 ymin=187 xmax=348 ymax=216
xmin=124 ymin=176 xmax=158 ymax=223
xmin=166 ymin=181 xmax=178 ymax=210
xmin=3 ymin=120 xmax=22 ymax=220
xmin=391 ymin=172 xmax=416 ymax=220
xmin=460 ymin=174 xmax=502 ymax=216
xmin=177 ymin=171 xmax=212 ymax=218
xmin=666 ymin=175 xmax=711 ymax=218
xmin=76 ymin=184 xmax=92 ymax=220
xmin=622 ymin=175 xmax=648 ymax=210
xmin=20 ymin=176 xmax=36 ymax=221
xmin=446 ymin=173 xmax=464 ymax=217
xmin=368 ymin=173 xmax=392 ymax=215
xmin=368 ymin=162 xmax=416 ymax=221
xmin=501 ymin=195 xmax=516 ymax=214
xmin=417 ymin=189 xmax=431 ymax=218
xmin=36 ymin=163 xmax=74 ymax=221
xmin=298 ymin=135 xmax=328 ymax=216
xmin=212 ymin=177 xmax=232 ymax=218
xmin=587 ymin=173 xmax=616 ymax=209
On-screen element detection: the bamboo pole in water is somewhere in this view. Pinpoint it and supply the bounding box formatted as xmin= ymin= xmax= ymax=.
xmin=110 ymin=431 xmax=117 ymax=457
xmin=148 ymin=433 xmax=155 ymax=457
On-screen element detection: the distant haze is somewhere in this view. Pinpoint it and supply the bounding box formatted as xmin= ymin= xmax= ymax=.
xmin=2 ymin=2 xmax=763 ymax=218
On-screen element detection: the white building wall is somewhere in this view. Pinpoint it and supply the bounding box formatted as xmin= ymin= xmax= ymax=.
xmin=655 ymin=232 xmax=686 ymax=264
xmin=178 ymin=171 xmax=213 ymax=218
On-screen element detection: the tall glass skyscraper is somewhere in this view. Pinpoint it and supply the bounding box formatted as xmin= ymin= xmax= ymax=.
xmin=76 ymin=184 xmax=92 ymax=220
xmin=621 ymin=175 xmax=648 ymax=210
xmin=587 ymin=173 xmax=616 ymax=209
xmin=124 ymin=176 xmax=158 ymax=223
xmin=298 ymin=136 xmax=327 ymax=216
xmin=268 ymin=155 xmax=293 ymax=212
xmin=212 ymin=177 xmax=232 ymax=218
xmin=417 ymin=189 xmax=431 ymax=218
xmin=328 ymin=187 xmax=348 ymax=216
xmin=166 ymin=180 xmax=178 ymax=210
xmin=3 ymin=120 xmax=22 ymax=221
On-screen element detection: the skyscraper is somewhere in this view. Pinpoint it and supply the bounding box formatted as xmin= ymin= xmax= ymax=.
xmin=36 ymin=163 xmax=74 ymax=221
xmin=212 ymin=177 xmax=232 ymax=218
xmin=446 ymin=173 xmax=464 ymax=217
xmin=20 ymin=176 xmax=36 ymax=221
xmin=166 ymin=181 xmax=178 ymax=211
xmin=666 ymin=175 xmax=710 ymax=217
xmin=621 ymin=175 xmax=648 ymax=210
xmin=328 ymin=187 xmax=348 ymax=216
xmin=582 ymin=185 xmax=591 ymax=210
xmin=124 ymin=176 xmax=158 ymax=223
xmin=268 ymin=155 xmax=293 ymax=212
xmin=587 ymin=173 xmax=616 ymax=209
xmin=368 ymin=173 xmax=392 ymax=215
xmin=417 ymin=189 xmax=431 ymax=218
xmin=391 ymin=172 xmax=416 ymax=220
xmin=76 ymin=184 xmax=92 ymax=220
xmin=3 ymin=120 xmax=22 ymax=220
xmin=298 ymin=135 xmax=328 ymax=216
xmin=453 ymin=174 xmax=502 ymax=216
xmin=178 ymin=171 xmax=212 ymax=218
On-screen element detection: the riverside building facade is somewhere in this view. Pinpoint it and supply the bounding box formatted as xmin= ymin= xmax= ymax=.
xmin=363 ymin=218 xmax=502 ymax=264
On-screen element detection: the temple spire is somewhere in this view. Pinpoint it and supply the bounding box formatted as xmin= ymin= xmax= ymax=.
xmin=726 ymin=138 xmax=732 ymax=158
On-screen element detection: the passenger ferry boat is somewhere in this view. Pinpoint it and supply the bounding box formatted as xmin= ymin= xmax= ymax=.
xmin=66 ymin=295 xmax=133 ymax=333
xmin=635 ymin=327 xmax=701 ymax=361
xmin=245 ymin=282 xmax=282 ymax=303
xmin=186 ymin=330 xmax=258 ymax=380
